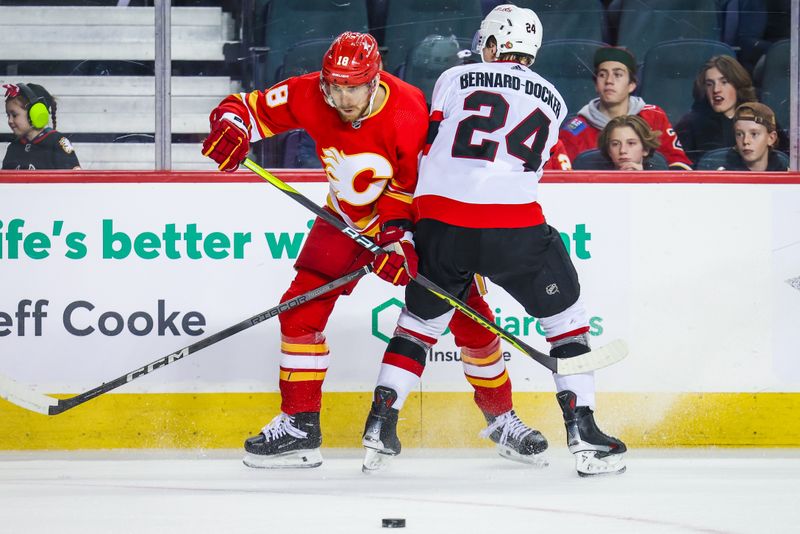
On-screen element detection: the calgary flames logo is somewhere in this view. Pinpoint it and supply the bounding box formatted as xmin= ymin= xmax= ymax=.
xmin=321 ymin=147 xmax=393 ymax=206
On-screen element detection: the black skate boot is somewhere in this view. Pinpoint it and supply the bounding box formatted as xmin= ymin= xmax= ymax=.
xmin=557 ymin=390 xmax=626 ymax=477
xmin=480 ymin=410 xmax=549 ymax=467
xmin=361 ymin=386 xmax=401 ymax=473
xmin=242 ymin=412 xmax=322 ymax=469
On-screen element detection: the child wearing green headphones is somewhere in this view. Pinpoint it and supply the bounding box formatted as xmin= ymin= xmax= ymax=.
xmin=3 ymin=82 xmax=81 ymax=170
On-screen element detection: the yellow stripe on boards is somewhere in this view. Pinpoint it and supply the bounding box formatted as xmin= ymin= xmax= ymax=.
xmin=2 ymin=392 xmax=799 ymax=450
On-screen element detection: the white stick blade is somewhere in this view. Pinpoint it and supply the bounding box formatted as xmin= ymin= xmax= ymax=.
xmin=556 ymin=339 xmax=629 ymax=375
xmin=0 ymin=373 xmax=58 ymax=415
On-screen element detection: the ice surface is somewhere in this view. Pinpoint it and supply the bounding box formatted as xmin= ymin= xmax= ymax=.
xmin=1 ymin=448 xmax=798 ymax=533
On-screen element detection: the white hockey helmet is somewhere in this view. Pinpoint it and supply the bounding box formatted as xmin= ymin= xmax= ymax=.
xmin=472 ymin=4 xmax=543 ymax=64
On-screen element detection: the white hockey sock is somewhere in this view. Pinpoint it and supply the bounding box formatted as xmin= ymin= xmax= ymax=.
xmin=554 ymin=372 xmax=596 ymax=410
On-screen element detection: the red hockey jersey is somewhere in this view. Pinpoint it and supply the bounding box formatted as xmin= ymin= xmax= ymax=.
xmin=214 ymin=71 xmax=428 ymax=234
xmin=544 ymin=139 xmax=572 ymax=170
xmin=559 ymin=104 xmax=692 ymax=170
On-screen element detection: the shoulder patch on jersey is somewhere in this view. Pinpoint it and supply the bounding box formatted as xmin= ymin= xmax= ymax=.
xmin=58 ymin=137 xmax=74 ymax=154
xmin=642 ymin=104 xmax=657 ymax=110
xmin=511 ymin=64 xmax=525 ymax=71
xmin=564 ymin=117 xmax=586 ymax=135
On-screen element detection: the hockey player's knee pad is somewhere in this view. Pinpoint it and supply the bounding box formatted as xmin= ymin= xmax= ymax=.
xmin=397 ymin=305 xmax=452 ymax=341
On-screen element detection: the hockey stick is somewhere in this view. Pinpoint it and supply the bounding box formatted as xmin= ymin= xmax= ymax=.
xmin=0 ymin=265 xmax=372 ymax=416
xmin=242 ymin=158 xmax=627 ymax=375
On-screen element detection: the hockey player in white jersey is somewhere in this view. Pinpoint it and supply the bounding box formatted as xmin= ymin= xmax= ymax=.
xmin=362 ymin=4 xmax=626 ymax=477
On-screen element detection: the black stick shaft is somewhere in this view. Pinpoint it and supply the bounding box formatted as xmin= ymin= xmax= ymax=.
xmin=48 ymin=265 xmax=371 ymax=415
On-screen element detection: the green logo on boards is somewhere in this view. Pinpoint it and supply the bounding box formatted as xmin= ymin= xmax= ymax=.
xmin=371 ymin=299 xmax=604 ymax=343
xmin=371 ymin=297 xmax=404 ymax=343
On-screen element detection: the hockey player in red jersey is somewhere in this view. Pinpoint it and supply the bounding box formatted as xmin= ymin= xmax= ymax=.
xmin=558 ymin=46 xmax=693 ymax=171
xmin=202 ymin=31 xmax=544 ymax=469
xmin=361 ymin=6 xmax=627 ymax=477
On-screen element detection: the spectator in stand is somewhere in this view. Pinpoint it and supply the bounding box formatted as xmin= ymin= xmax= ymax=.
xmin=674 ymin=55 xmax=757 ymax=167
xmin=546 ymin=140 xmax=572 ymax=170
xmin=597 ymin=115 xmax=662 ymax=171
xmin=559 ymin=46 xmax=692 ymax=171
xmin=3 ymin=83 xmax=80 ymax=170
xmin=711 ymin=102 xmax=788 ymax=171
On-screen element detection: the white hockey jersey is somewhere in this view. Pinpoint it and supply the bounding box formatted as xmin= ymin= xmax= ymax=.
xmin=413 ymin=61 xmax=567 ymax=229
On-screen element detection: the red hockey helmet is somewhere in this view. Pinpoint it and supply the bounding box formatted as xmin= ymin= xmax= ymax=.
xmin=321 ymin=31 xmax=381 ymax=87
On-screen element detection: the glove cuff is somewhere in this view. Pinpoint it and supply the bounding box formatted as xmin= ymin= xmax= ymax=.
xmin=399 ymin=230 xmax=414 ymax=247
xmin=219 ymin=112 xmax=248 ymax=134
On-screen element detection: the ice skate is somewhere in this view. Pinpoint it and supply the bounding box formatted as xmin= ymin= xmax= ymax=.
xmin=361 ymin=386 xmax=401 ymax=473
xmin=480 ymin=410 xmax=549 ymax=467
xmin=242 ymin=412 xmax=323 ymax=469
xmin=557 ymin=390 xmax=626 ymax=477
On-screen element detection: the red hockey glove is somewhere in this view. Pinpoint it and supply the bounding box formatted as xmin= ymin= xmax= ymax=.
xmin=372 ymin=222 xmax=418 ymax=286
xmin=201 ymin=114 xmax=249 ymax=172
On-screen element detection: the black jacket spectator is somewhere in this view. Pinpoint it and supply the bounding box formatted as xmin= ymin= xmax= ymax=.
xmin=713 ymin=147 xmax=788 ymax=171
xmin=2 ymin=129 xmax=80 ymax=170
xmin=675 ymin=99 xmax=735 ymax=166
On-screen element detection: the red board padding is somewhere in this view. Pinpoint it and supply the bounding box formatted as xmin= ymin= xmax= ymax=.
xmin=0 ymin=169 xmax=799 ymax=184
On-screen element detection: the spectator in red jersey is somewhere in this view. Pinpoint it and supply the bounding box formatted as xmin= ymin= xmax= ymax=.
xmin=546 ymin=139 xmax=573 ymax=170
xmin=202 ymin=31 xmax=544 ymax=472
xmin=559 ymin=46 xmax=692 ymax=171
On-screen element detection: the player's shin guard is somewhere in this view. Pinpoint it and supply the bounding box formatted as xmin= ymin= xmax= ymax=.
xmin=557 ymin=390 xmax=626 ymax=477
xmin=278 ymin=333 xmax=329 ymax=414
xmin=461 ymin=338 xmax=513 ymax=417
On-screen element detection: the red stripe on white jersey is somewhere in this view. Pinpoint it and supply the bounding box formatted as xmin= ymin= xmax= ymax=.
xmin=414 ymin=195 xmax=545 ymax=229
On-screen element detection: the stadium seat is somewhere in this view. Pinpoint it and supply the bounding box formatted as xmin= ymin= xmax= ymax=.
xmin=274 ymin=38 xmax=331 ymax=81
xmin=270 ymin=39 xmax=332 ymax=168
xmin=695 ymin=147 xmax=789 ymax=170
xmin=757 ymin=39 xmax=790 ymax=130
xmin=695 ymin=147 xmax=731 ymax=170
xmin=382 ymin=0 xmax=482 ymax=73
xmin=281 ymin=129 xmax=321 ymax=168
xmin=572 ymin=148 xmax=669 ymax=170
xmin=639 ymin=39 xmax=736 ymax=123
xmin=501 ymin=0 xmax=606 ymax=43
xmin=611 ymin=0 xmax=722 ymax=62
xmin=534 ymin=39 xmax=607 ymax=118
xmin=260 ymin=0 xmax=368 ymax=86
xmin=401 ymin=35 xmax=470 ymax=105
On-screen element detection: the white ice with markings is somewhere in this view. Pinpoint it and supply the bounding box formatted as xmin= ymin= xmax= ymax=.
xmin=1 ymin=448 xmax=798 ymax=533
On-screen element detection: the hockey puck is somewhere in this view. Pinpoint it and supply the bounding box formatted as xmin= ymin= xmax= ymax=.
xmin=382 ymin=518 xmax=406 ymax=528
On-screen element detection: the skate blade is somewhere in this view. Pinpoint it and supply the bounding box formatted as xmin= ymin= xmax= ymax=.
xmin=496 ymin=445 xmax=549 ymax=468
xmin=574 ymin=451 xmax=625 ymax=477
xmin=362 ymin=448 xmax=395 ymax=473
xmin=242 ymin=448 xmax=323 ymax=469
